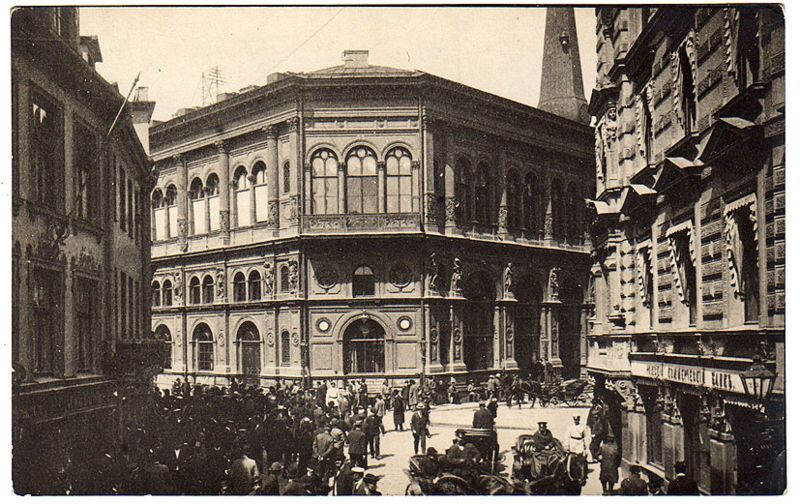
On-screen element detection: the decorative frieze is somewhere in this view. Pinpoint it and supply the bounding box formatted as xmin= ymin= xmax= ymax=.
xmin=303 ymin=213 xmax=419 ymax=232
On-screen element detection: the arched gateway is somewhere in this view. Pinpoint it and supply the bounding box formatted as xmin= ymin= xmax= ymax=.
xmin=343 ymin=318 xmax=385 ymax=374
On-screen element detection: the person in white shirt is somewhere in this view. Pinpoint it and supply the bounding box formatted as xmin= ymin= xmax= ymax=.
xmin=325 ymin=380 xmax=340 ymax=408
xmin=564 ymin=415 xmax=588 ymax=456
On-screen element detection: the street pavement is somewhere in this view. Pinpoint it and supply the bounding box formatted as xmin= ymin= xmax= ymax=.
xmin=359 ymin=400 xmax=605 ymax=496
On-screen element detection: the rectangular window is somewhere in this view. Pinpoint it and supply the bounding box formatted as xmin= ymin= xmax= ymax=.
xmin=120 ymin=272 xmax=127 ymax=339
xmin=192 ymin=198 xmax=208 ymax=234
xmin=198 ymin=342 xmax=214 ymax=371
xmin=155 ymin=206 xmax=168 ymax=240
xmin=236 ymin=189 xmax=251 ymax=227
xmin=32 ymin=268 xmax=62 ymax=375
xmin=75 ymin=277 xmax=97 ymax=372
xmin=208 ymin=195 xmax=220 ymax=230
xmin=668 ymin=223 xmax=697 ymax=326
xmin=637 ymin=244 xmax=655 ymax=328
xmin=127 ymin=179 xmax=134 ymax=238
xmin=134 ymin=189 xmax=141 ymax=244
xmin=280 ymin=332 xmax=291 ymax=366
xmin=112 ymin=155 xmax=117 ymax=223
xmin=724 ymin=196 xmax=760 ymax=323
xmin=30 ymin=87 xmax=64 ymax=211
xmin=128 ymin=275 xmax=134 ymax=338
xmin=73 ymin=120 xmax=99 ymax=222
xmin=168 ymin=203 xmax=179 ymax=238
xmin=255 ymin=184 xmax=269 ymax=222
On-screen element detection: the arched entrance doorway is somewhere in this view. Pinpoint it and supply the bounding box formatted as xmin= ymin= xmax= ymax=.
xmin=237 ymin=321 xmax=261 ymax=384
xmin=558 ymin=276 xmax=582 ymax=379
xmin=343 ymin=318 xmax=385 ymax=374
xmin=154 ymin=324 xmax=172 ymax=370
xmin=514 ymin=275 xmax=541 ymax=375
xmin=463 ymin=271 xmax=495 ymax=371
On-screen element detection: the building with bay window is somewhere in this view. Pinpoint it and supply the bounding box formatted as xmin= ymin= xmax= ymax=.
xmin=150 ymin=15 xmax=593 ymax=391
xmin=12 ymin=7 xmax=154 ymax=494
xmin=586 ymin=5 xmax=784 ymax=495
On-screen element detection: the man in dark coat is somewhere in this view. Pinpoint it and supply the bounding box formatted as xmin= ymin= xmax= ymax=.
xmin=531 ymin=422 xmax=557 ymax=451
xmin=667 ymin=461 xmax=700 ymax=495
xmin=392 ymin=393 xmax=406 ymax=431
xmin=315 ymin=381 xmax=328 ymax=407
xmin=599 ymin=437 xmax=621 ymax=495
xmin=410 ymin=405 xmax=430 ymax=455
xmin=261 ymin=462 xmax=284 ymax=495
xmin=472 ymin=403 xmax=494 ymax=429
xmin=487 ymin=397 xmax=499 ymax=418
xmin=346 ymin=423 xmax=367 ymax=469
xmin=364 ymin=410 xmax=382 ymax=460
xmin=332 ymin=458 xmax=354 ymax=496
xmin=620 ymin=464 xmax=649 ymax=495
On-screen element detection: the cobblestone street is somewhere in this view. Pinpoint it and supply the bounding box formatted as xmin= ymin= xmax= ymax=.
xmin=361 ymin=401 xmax=604 ymax=496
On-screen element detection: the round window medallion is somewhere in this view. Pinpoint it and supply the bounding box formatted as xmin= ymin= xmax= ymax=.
xmin=389 ymin=262 xmax=412 ymax=288
xmin=317 ymin=318 xmax=331 ymax=332
xmin=453 ymin=329 xmax=463 ymax=344
xmin=266 ymin=332 xmax=275 ymax=346
xmin=315 ymin=266 xmax=338 ymax=289
xmin=291 ymin=332 xmax=300 ymax=346
xmin=397 ymin=317 xmax=413 ymax=331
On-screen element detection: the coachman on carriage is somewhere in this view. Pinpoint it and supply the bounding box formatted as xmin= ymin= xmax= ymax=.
xmin=511 ymin=423 xmax=588 ymax=495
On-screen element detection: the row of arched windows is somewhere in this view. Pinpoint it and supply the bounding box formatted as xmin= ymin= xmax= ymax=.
xmin=154 ymin=322 xmax=293 ymax=373
xmin=454 ymin=158 xmax=585 ymax=239
xmin=310 ymin=146 xmax=414 ymax=215
xmin=151 ymin=159 xmax=293 ymax=241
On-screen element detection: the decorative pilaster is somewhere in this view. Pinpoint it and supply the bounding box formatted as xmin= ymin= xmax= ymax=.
xmin=411 ymin=160 xmax=421 ymax=213
xmin=337 ymin=161 xmax=346 ymax=214
xmin=174 ymin=154 xmax=188 ymax=252
xmin=264 ymin=125 xmax=279 ymax=229
xmin=377 ymin=161 xmax=386 ymax=213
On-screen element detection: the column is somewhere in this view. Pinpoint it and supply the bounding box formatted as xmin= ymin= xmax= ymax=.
xmin=287 ymin=117 xmax=300 ymax=226
xmin=544 ymin=195 xmax=554 ymax=240
xmin=216 ymin=140 xmax=231 ymax=243
xmin=709 ymin=414 xmax=736 ymax=494
xmin=422 ymin=114 xmax=437 ymax=229
xmin=444 ymin=154 xmax=456 ymax=229
xmin=303 ymin=163 xmax=312 ymax=217
xmin=249 ymin=173 xmax=257 ymax=227
xmin=175 ymin=154 xmax=188 ymax=252
xmin=265 ymin=125 xmax=279 ymax=229
xmin=377 ymin=161 xmax=386 ymax=213
xmin=497 ymin=151 xmax=509 ymax=235
xmin=337 ymin=161 xmax=346 ymax=213
xmin=539 ymin=306 xmax=549 ymax=361
xmin=411 ymin=161 xmax=420 ymax=213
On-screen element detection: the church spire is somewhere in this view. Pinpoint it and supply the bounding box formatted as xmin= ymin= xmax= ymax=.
xmin=538 ymin=7 xmax=590 ymax=124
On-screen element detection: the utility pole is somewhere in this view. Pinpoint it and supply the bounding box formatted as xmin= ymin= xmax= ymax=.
xmin=201 ymin=66 xmax=227 ymax=105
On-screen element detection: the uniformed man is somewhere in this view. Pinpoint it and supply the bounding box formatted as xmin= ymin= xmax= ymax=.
xmin=531 ymin=422 xmax=557 ymax=451
xmin=564 ymin=415 xmax=588 ymax=455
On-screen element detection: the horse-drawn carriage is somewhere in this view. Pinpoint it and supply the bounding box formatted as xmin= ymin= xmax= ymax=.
xmin=520 ymin=378 xmax=591 ymax=407
xmin=511 ymin=435 xmax=588 ymax=495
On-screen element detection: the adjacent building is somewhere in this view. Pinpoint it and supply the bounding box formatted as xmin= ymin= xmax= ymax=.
xmin=586 ymin=6 xmax=784 ymax=494
xmin=150 ymin=11 xmax=594 ymax=390
xmin=12 ymin=7 xmax=154 ymax=494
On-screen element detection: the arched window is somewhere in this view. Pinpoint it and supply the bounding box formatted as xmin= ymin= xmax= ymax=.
xmin=506 ymin=170 xmax=520 ymax=229
xmin=476 ymin=162 xmax=491 ymax=226
xmin=248 ymin=270 xmax=262 ymax=301
xmin=551 ymin=178 xmax=564 ymax=239
xmin=455 ymin=158 xmax=471 ymax=224
xmin=234 ymin=166 xmax=252 ymax=227
xmin=280 ymin=330 xmax=291 ymax=366
xmin=189 ymin=277 xmax=201 ymax=305
xmin=566 ymin=182 xmax=582 ymax=240
xmin=385 ymin=147 xmax=413 ymax=213
xmin=233 ymin=272 xmax=246 ymax=302
xmin=346 ymin=146 xmax=378 ymax=214
xmin=311 ymin=149 xmax=339 ymax=215
xmin=162 ymin=279 xmax=173 ymax=307
xmin=343 ymin=318 xmax=385 ymax=374
xmin=189 ymin=177 xmax=207 ymax=235
xmin=155 ymin=325 xmax=172 ymax=370
xmin=678 ymin=44 xmax=696 ymax=135
xmin=463 ymin=271 xmax=496 ymax=371
xmin=280 ymin=265 xmax=290 ymax=293
xmin=283 ymin=161 xmax=291 ymax=194
xmin=253 ymin=161 xmax=268 ymax=223
xmin=152 ymin=188 xmax=166 ymax=241
xmin=206 ymin=173 xmax=220 ymax=231
xmin=202 ymin=275 xmax=214 ymax=304
xmin=486 ymin=173 xmax=498 ymax=226
xmin=193 ymin=323 xmax=214 ymax=371
xmin=151 ymin=281 xmax=161 ymax=307
xmin=523 ymin=173 xmax=536 ymax=232
xmin=237 ymin=321 xmax=261 ymax=377
xmin=353 ymin=265 xmax=375 ymax=297
xmin=165 ymin=185 xmax=178 ymax=238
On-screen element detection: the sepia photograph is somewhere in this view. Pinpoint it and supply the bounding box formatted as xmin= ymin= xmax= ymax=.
xmin=9 ymin=2 xmax=786 ymax=497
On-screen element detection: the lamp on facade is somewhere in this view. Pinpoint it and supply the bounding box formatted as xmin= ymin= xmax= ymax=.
xmin=559 ymin=30 xmax=570 ymax=48
xmin=739 ymin=355 xmax=776 ymax=406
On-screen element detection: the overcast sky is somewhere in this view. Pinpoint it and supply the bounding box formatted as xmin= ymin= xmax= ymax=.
xmin=80 ymin=6 xmax=598 ymax=122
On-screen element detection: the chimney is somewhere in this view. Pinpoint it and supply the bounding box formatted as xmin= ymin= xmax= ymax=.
xmin=537 ymin=8 xmax=590 ymax=124
xmin=342 ymin=50 xmax=369 ymax=68
xmin=266 ymin=72 xmax=287 ymax=85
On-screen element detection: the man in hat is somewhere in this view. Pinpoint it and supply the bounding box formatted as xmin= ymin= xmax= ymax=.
xmin=364 ymin=409 xmax=382 ymax=460
xmin=312 ymin=424 xmax=334 ymax=479
xmin=261 ymin=462 xmax=284 ymax=495
xmin=472 ymin=403 xmax=494 ymax=429
xmin=346 ymin=422 xmax=367 ymax=469
xmin=408 ymin=379 xmax=419 ymax=411
xmin=358 ymin=473 xmax=382 ymax=495
xmin=446 ymin=437 xmax=463 ymax=464
xmin=599 ymin=435 xmax=621 ymax=495
xmin=296 ymin=460 xmax=329 ymax=496
xmin=531 ymin=421 xmax=557 ymax=451
xmin=487 ymin=397 xmax=499 ymax=419
xmin=564 ymin=415 xmax=588 ymax=456
xmin=374 ymin=394 xmax=386 ymax=435
xmin=332 ymin=457 xmax=354 ymax=496
xmin=410 ymin=404 xmax=430 ymax=455
xmin=350 ymin=466 xmax=365 ymax=492
xmin=620 ymin=464 xmax=649 ymax=495
xmin=666 ymin=461 xmax=699 ymax=495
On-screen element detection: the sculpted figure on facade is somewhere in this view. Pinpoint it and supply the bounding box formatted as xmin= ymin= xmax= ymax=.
xmin=216 ymin=269 xmax=226 ymax=299
xmin=504 ymin=262 xmax=514 ymax=296
xmin=450 ymin=257 xmax=463 ymax=295
xmin=427 ymin=252 xmax=440 ymax=292
xmin=172 ymin=272 xmax=183 ymax=303
xmin=288 ymin=260 xmax=299 ymax=293
xmin=263 ymin=262 xmax=274 ymax=295
xmin=549 ymin=267 xmax=561 ymax=301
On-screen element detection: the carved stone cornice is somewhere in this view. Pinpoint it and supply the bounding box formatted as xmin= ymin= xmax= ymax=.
xmin=263 ymin=125 xmax=278 ymax=139
xmin=286 ymin=117 xmax=300 ymax=132
xmin=214 ymin=139 xmax=230 ymax=154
